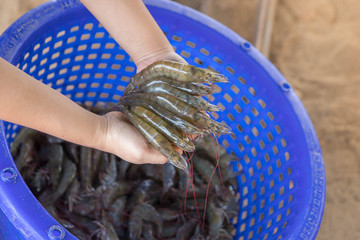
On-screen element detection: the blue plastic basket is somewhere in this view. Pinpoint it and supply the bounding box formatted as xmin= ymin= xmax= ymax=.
xmin=0 ymin=0 xmax=325 ymax=239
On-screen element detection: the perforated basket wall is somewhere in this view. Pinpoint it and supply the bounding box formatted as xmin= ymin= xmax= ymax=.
xmin=0 ymin=0 xmax=325 ymax=240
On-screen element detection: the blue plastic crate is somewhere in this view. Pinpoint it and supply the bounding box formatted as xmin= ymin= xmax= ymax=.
xmin=0 ymin=0 xmax=325 ymax=239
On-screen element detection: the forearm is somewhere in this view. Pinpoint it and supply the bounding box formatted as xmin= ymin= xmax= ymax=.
xmin=0 ymin=57 xmax=105 ymax=149
xmin=81 ymin=0 xmax=178 ymax=71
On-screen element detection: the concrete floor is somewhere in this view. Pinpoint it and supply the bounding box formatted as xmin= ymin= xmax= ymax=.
xmin=1 ymin=0 xmax=359 ymax=239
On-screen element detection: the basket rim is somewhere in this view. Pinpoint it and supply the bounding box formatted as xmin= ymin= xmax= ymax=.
xmin=0 ymin=0 xmax=326 ymax=239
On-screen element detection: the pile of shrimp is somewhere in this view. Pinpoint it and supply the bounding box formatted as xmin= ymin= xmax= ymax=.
xmin=117 ymin=60 xmax=232 ymax=173
xmin=12 ymin=127 xmax=239 ymax=239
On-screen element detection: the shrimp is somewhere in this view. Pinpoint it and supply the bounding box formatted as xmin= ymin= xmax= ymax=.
xmin=121 ymin=106 xmax=190 ymax=173
xmin=79 ymin=146 xmax=93 ymax=190
xmin=129 ymin=203 xmax=163 ymax=240
xmin=14 ymin=138 xmax=34 ymax=172
xmin=117 ymin=98 xmax=203 ymax=135
xmin=130 ymin=105 xmax=195 ymax=152
xmin=10 ymin=127 xmax=37 ymax=157
xmin=48 ymin=144 xmax=64 ymax=191
xmin=133 ymin=82 xmax=220 ymax=111
xmin=162 ymin=163 xmax=176 ymax=195
xmin=125 ymin=60 xmax=228 ymax=94
xmin=122 ymin=93 xmax=232 ymax=134
xmin=133 ymin=76 xmax=221 ymax=96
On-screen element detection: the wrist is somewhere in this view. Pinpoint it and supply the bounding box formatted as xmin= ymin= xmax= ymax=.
xmin=135 ymin=48 xmax=187 ymax=72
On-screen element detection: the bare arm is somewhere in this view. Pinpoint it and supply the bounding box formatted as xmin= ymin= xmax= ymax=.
xmin=80 ymin=0 xmax=185 ymax=71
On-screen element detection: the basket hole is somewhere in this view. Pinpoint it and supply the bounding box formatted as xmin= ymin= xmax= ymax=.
xmin=227 ymin=112 xmax=235 ymax=122
xmin=54 ymin=40 xmax=63 ymax=49
xmin=194 ymin=57 xmax=203 ymax=65
xmin=279 ymin=173 xmax=284 ymax=182
xmin=287 ymin=167 xmax=292 ymax=175
xmin=71 ymin=65 xmax=80 ymax=72
xmin=88 ymin=53 xmax=97 ymax=60
xmin=100 ymin=93 xmax=109 ymax=98
xmin=244 ymin=155 xmax=250 ymax=164
xmin=260 ymin=119 xmax=267 ymax=129
xmin=200 ymin=48 xmax=209 ymax=56
xmin=260 ymin=200 xmax=265 ymax=209
xmin=186 ymin=41 xmax=196 ymax=48
xmin=94 ymin=73 xmax=103 ymax=79
xmin=275 ymin=125 xmax=282 ymax=134
xmin=234 ymin=104 xmax=242 ymax=113
xmin=258 ymin=99 xmax=266 ymax=108
xmin=61 ymin=58 xmax=70 ymax=65
xmin=256 ymin=161 xmax=262 ymax=170
xmin=117 ymin=85 xmax=126 ymax=92
xmin=264 ymin=233 xmax=269 ymax=240
xmin=49 ymin=63 xmax=57 ymax=70
xmin=231 ymin=85 xmax=240 ymax=94
xmin=98 ymin=63 xmax=107 ymax=69
xmin=45 ymin=36 xmax=52 ymax=43
xmin=259 ymin=140 xmax=265 ymax=149
xmin=224 ymin=93 xmax=233 ymax=103
xmin=258 ymin=226 xmax=263 ymax=234
xmin=252 ymin=193 xmax=257 ymax=201
xmin=249 ymin=167 xmax=254 ymax=177
xmin=286 ymin=208 xmax=291 ymax=216
xmin=67 ymin=36 xmax=76 ymax=44
xmin=81 ymin=73 xmax=90 ymax=79
xmin=84 ymin=23 xmax=94 ymax=31
xmin=267 ymin=132 xmax=274 ymax=141
xmin=248 ymin=231 xmax=254 ymax=239
xmin=251 ymin=147 xmax=257 ymax=157
xmin=238 ymin=76 xmax=246 ymax=84
xmin=238 ymin=143 xmax=244 ymax=152
xmin=69 ymin=75 xmax=77 ymax=82
xmin=242 ymin=96 xmax=249 ymax=104
xmin=81 ymin=33 xmax=91 ymax=41
xmin=29 ymin=65 xmax=36 ymax=74
xmin=281 ymin=138 xmax=287 ymax=147
xmin=33 ymin=43 xmax=40 ymax=51
xmin=285 ymin=152 xmax=290 ymax=161
xmin=107 ymin=74 xmax=116 ymax=80
xmin=279 ymin=200 xmax=284 ymax=209
xmin=112 ymin=95 xmax=121 ymax=101
xmin=38 ymin=68 xmax=45 ymax=76
xmin=95 ymin=32 xmax=105 ymax=39
xmin=75 ymin=92 xmax=84 ymax=98
xmin=78 ymin=44 xmax=87 ymax=51
xmin=273 ymin=227 xmax=279 ymax=235
xmin=276 ymin=159 xmax=282 ymax=168
xmin=42 ymin=47 xmax=50 ymax=55
xmin=66 ymin=85 xmax=74 ymax=91
xmin=213 ymin=56 xmax=222 ymax=64
xmin=244 ymin=135 xmax=251 ymax=144
xmin=252 ymin=127 xmax=259 ymax=137
xmin=251 ymin=107 xmax=259 ymax=117
xmin=279 ymin=186 xmax=285 ymax=196
xmin=259 ymin=173 xmax=264 ymax=182
xmin=267 ymin=112 xmax=274 ymax=120
xmin=241 ymin=211 xmax=247 ymax=220
xmin=251 ymin=180 xmax=256 ymax=189
xmin=125 ymin=66 xmax=135 ymax=73
xmin=91 ymin=83 xmax=99 ymax=88
xmin=56 ymin=30 xmax=65 ymax=38
xmin=240 ymin=222 xmax=246 ymax=232
xmin=211 ymin=112 xmax=219 ymax=120
xmin=265 ymin=153 xmax=270 ymax=162
xmin=222 ymin=139 xmax=230 ymax=148
xmin=226 ymin=66 xmax=235 ymax=74
xmin=180 ymin=50 xmax=190 ymax=58
xmin=56 ymin=79 xmax=64 ymax=86
xmin=70 ymin=25 xmax=79 ymax=32
xmin=78 ymin=83 xmax=86 ymax=89
xmin=101 ymin=53 xmax=111 ymax=59
xmin=171 ymin=35 xmax=182 ymax=42
xmin=289 ymin=180 xmax=294 ymax=189
xmin=249 ymin=87 xmax=256 ymax=96
xmin=85 ymin=63 xmax=94 ymax=69
xmin=217 ymin=102 xmax=225 ymax=111
xmin=273 ymin=146 xmax=279 ymax=155
xmin=103 ymin=83 xmax=113 ymax=89
xmin=289 ymin=194 xmax=293 ymax=203
xmin=260 ymin=186 xmax=265 ymax=195
xmin=64 ymin=47 xmax=73 ymax=55
xmin=121 ymin=76 xmax=130 ymax=82
xmin=268 ymin=166 xmax=273 ymax=176
xmin=243 ymin=115 xmax=251 ymax=125
xmin=91 ymin=43 xmax=101 ymax=49
xmin=59 ymin=68 xmax=67 ymax=75
xmin=32 ymin=54 xmax=38 ymax=63
xmin=87 ymin=92 xmax=96 ymax=97
xmin=47 ymin=73 xmax=55 ymax=80
xmin=266 ymin=219 xmax=273 ymax=228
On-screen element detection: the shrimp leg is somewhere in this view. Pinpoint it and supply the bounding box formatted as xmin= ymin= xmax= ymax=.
xmin=121 ymin=106 xmax=189 ymax=173
xmin=130 ymin=105 xmax=195 ymax=152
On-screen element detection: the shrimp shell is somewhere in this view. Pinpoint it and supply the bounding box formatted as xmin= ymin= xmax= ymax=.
xmin=121 ymin=107 xmax=190 ymax=173
xmin=125 ymin=60 xmax=228 ymax=94
xmin=134 ymin=82 xmax=220 ymax=112
xmin=130 ymin=105 xmax=195 ymax=152
xmin=117 ymin=98 xmax=203 ymax=135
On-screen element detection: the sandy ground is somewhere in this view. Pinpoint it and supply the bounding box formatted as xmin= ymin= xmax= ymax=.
xmin=1 ymin=0 xmax=359 ymax=239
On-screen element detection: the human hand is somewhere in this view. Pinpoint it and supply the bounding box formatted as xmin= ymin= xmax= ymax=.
xmin=96 ymin=111 xmax=168 ymax=165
